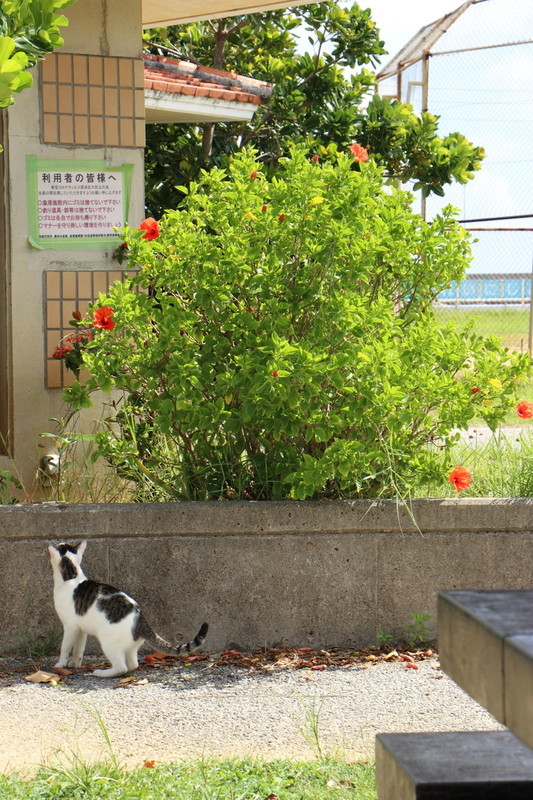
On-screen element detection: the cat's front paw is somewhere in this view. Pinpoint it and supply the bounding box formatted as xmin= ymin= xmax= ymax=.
xmin=54 ymin=660 xmax=68 ymax=669
xmin=68 ymin=657 xmax=83 ymax=668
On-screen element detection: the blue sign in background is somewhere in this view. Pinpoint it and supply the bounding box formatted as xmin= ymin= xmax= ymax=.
xmin=438 ymin=275 xmax=532 ymax=303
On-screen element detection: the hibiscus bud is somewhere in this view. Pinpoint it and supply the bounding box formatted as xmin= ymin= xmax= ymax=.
xmin=278 ymin=214 xmax=285 ymax=222
xmin=312 ymin=154 xmax=319 ymax=163
xmin=72 ymin=309 xmax=82 ymax=321
xmin=250 ymin=171 xmax=258 ymax=179
xmin=262 ymin=204 xmax=268 ymax=213
xmin=272 ymin=370 xmax=279 ymax=378
xmin=471 ymin=387 xmax=480 ymax=394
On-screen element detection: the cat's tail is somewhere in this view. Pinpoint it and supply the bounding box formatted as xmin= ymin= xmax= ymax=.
xmin=136 ymin=619 xmax=209 ymax=656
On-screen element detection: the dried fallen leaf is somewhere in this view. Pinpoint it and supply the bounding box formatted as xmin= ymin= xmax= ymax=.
xmin=51 ymin=667 xmax=74 ymax=676
xmin=24 ymin=671 xmax=56 ymax=683
xmin=383 ymin=650 xmax=398 ymax=660
xmin=138 ymin=643 xmax=436 ymax=675
xmin=144 ymin=760 xmax=156 ymax=768
xmin=114 ymin=676 xmax=149 ymax=688
xmin=405 ymin=662 xmax=419 ymax=670
xmin=263 ymin=794 xmax=279 ymax=800
xmin=309 ymin=664 xmax=327 ymax=671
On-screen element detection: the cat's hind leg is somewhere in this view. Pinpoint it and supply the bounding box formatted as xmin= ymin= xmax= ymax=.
xmin=125 ymin=641 xmax=142 ymax=672
xmin=92 ymin=657 xmax=128 ymax=678
xmin=92 ymin=636 xmax=128 ymax=677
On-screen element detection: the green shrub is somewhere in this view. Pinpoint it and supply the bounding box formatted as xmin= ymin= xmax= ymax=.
xmin=63 ymin=145 xmax=531 ymax=500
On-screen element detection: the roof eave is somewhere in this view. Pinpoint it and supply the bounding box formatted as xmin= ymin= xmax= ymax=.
xmin=142 ymin=0 xmax=314 ymax=28
xmin=145 ymin=89 xmax=260 ymax=123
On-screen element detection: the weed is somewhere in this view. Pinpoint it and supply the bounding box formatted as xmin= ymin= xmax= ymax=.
xmin=36 ymin=702 xmax=124 ymax=799
xmin=0 ymin=434 xmax=23 ymax=502
xmin=404 ymin=613 xmax=433 ymax=647
xmin=15 ymin=626 xmax=62 ymax=662
xmin=39 ymin=418 xmax=132 ymax=503
xmin=0 ymin=467 xmax=22 ymax=503
xmin=373 ymin=629 xmax=394 ymax=649
xmin=294 ymin=693 xmax=326 ymax=759
xmin=37 ymin=755 xmax=124 ymax=799
xmin=13 ymin=584 xmax=62 ymax=661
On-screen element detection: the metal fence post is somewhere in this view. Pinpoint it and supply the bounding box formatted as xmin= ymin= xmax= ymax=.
xmin=527 ymin=257 xmax=533 ymax=356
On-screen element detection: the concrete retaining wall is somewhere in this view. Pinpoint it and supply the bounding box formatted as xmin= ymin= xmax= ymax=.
xmin=0 ymin=498 xmax=532 ymax=654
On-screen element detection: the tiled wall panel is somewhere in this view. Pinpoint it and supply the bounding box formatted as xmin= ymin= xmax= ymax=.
xmin=41 ymin=54 xmax=145 ymax=148
xmin=45 ymin=269 xmax=133 ymax=388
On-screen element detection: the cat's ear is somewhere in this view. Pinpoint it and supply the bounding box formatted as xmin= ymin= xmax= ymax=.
xmin=77 ymin=540 xmax=87 ymax=558
xmin=48 ymin=544 xmax=60 ymax=564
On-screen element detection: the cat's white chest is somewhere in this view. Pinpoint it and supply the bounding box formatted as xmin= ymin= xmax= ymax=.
xmin=53 ymin=581 xmax=78 ymax=623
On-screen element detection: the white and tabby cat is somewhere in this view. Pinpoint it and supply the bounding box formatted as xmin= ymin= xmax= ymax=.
xmin=49 ymin=540 xmax=208 ymax=678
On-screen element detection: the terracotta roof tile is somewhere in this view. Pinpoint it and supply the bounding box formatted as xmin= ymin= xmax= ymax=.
xmin=143 ymin=54 xmax=272 ymax=106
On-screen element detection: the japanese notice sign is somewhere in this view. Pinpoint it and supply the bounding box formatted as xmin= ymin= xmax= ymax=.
xmin=27 ymin=157 xmax=133 ymax=249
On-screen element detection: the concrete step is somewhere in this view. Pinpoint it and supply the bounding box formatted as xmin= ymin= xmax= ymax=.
xmin=376 ymin=730 xmax=533 ymax=799
xmin=438 ymin=589 xmax=533 ymax=750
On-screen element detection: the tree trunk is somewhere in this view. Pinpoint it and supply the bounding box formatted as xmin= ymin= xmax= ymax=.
xmin=201 ymin=22 xmax=228 ymax=159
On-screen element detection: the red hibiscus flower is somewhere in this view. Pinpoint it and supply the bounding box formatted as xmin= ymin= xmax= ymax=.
xmin=449 ymin=466 xmax=472 ymax=493
xmin=471 ymin=387 xmax=480 ymax=394
xmin=250 ymin=171 xmax=258 ymax=179
xmin=516 ymin=401 xmax=533 ymax=419
xmin=139 ymin=217 xmax=160 ymax=241
xmin=348 ymin=143 xmax=369 ymax=162
xmin=93 ymin=306 xmax=115 ymax=331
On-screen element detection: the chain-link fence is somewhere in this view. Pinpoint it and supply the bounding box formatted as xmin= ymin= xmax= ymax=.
xmin=435 ymin=228 xmax=533 ymax=352
xmin=376 ymin=0 xmax=533 ymax=352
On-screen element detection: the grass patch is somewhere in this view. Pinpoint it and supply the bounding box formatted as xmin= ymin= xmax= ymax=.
xmin=0 ymin=758 xmax=376 ymax=800
xmin=434 ymin=306 xmax=531 ymax=351
xmin=415 ymin=430 xmax=533 ymax=498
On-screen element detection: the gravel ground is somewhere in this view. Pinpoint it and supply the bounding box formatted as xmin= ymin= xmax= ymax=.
xmin=0 ymin=654 xmax=503 ymax=775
